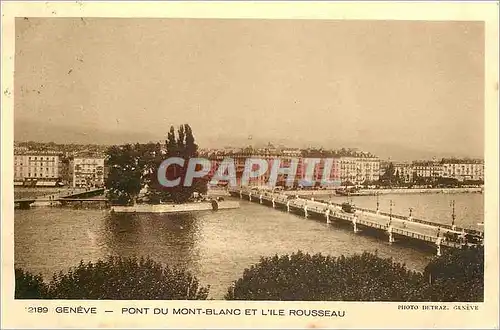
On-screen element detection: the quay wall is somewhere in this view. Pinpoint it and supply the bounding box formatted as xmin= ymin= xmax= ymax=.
xmin=359 ymin=187 xmax=482 ymax=195
xmin=111 ymin=201 xmax=240 ymax=214
xmin=280 ymin=187 xmax=482 ymax=197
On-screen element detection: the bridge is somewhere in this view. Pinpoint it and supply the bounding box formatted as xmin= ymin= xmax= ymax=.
xmin=229 ymin=187 xmax=484 ymax=256
xmin=15 ymin=188 xmax=106 ymax=209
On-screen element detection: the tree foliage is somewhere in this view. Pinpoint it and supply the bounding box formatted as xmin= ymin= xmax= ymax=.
xmin=226 ymin=249 xmax=484 ymax=302
xmin=435 ymin=176 xmax=460 ymax=188
xmin=379 ymin=162 xmax=396 ymax=186
xmin=105 ymin=144 xmax=144 ymax=205
xmin=15 ymin=268 xmax=48 ymax=299
xmin=105 ymin=124 xmax=208 ymax=205
xmin=15 ymin=248 xmax=483 ymax=301
xmin=225 ymin=251 xmax=426 ymax=301
xmin=422 ymin=245 xmax=484 ymax=302
xmin=15 ymin=257 xmax=209 ymax=300
xmin=147 ymin=124 xmax=207 ymax=204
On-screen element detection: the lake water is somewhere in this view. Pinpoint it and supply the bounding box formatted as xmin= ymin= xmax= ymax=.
xmin=14 ymin=193 xmax=483 ymax=299
xmin=325 ymin=192 xmax=484 ymax=229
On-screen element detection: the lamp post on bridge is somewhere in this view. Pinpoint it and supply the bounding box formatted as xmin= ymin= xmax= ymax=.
xmin=387 ymin=199 xmax=395 ymax=243
xmin=376 ymin=192 xmax=380 ymax=214
xmin=402 ymin=207 xmax=413 ymax=229
xmin=389 ymin=200 xmax=394 ymax=226
xmin=450 ymin=200 xmax=456 ymax=230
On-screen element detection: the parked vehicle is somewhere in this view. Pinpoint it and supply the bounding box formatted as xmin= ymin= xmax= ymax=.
xmin=443 ymin=230 xmax=483 ymax=245
xmin=341 ymin=202 xmax=355 ymax=213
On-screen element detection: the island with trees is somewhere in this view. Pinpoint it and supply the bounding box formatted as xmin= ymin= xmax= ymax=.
xmin=105 ymin=124 xmax=239 ymax=213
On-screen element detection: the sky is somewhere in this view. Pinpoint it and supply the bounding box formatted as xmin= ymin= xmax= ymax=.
xmin=14 ymin=18 xmax=484 ymax=160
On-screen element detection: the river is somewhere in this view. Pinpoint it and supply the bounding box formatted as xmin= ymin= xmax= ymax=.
xmin=14 ymin=193 xmax=483 ymax=299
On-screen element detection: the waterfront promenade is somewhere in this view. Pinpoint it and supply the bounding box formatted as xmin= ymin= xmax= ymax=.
xmin=359 ymin=187 xmax=483 ymax=195
xmin=14 ymin=188 xmax=105 ymax=209
xmin=229 ymin=187 xmax=483 ymax=256
xmin=282 ymin=187 xmax=482 ymax=198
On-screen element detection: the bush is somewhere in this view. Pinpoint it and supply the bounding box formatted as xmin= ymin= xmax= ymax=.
xmin=422 ymin=245 xmax=484 ymax=302
xmin=226 ymin=248 xmax=484 ymax=302
xmin=16 ymin=257 xmax=209 ymax=300
xmin=225 ymin=251 xmax=426 ymax=301
xmin=15 ymin=247 xmax=483 ymax=301
xmin=15 ymin=268 xmax=49 ymax=299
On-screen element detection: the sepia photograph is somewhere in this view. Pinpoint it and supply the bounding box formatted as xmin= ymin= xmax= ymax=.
xmin=2 ymin=1 xmax=499 ymax=329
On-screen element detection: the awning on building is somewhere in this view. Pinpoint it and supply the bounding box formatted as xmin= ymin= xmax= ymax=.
xmin=35 ymin=181 xmax=58 ymax=187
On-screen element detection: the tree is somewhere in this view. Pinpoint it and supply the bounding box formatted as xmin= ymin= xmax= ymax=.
xmin=422 ymin=246 xmax=484 ymax=302
xmin=15 ymin=268 xmax=48 ymax=299
xmin=226 ymin=248 xmax=484 ymax=302
xmin=166 ymin=126 xmax=177 ymax=156
xmin=436 ymin=177 xmax=459 ymax=188
xmin=225 ymin=251 xmax=426 ymax=301
xmin=148 ymin=124 xmax=206 ymax=204
xmin=17 ymin=257 xmax=210 ymax=300
xmin=380 ymin=162 xmax=396 ymax=186
xmin=184 ymin=124 xmax=198 ymax=157
xmin=105 ymin=144 xmax=144 ymax=205
xmin=395 ymin=169 xmax=402 ymax=186
xmin=105 ymin=124 xmax=206 ymax=205
xmin=362 ymin=180 xmax=375 ymax=188
xmin=140 ymin=142 xmax=170 ymax=204
xmin=177 ymin=125 xmax=186 ymax=156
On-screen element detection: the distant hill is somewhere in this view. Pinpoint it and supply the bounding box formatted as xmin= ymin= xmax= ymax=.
xmin=14 ymin=119 xmax=163 ymax=145
xmin=14 ymin=119 xmax=482 ymax=161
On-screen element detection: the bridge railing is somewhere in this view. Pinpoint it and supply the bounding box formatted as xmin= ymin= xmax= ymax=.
xmin=357 ymin=218 xmax=384 ymax=229
xmin=378 ymin=211 xmax=407 ymax=221
xmin=230 ymin=188 xmax=483 ymax=237
xmin=392 ymin=228 xmax=436 ymax=243
xmin=314 ymin=198 xmax=482 ymax=237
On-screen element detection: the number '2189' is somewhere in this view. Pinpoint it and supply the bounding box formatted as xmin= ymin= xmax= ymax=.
xmin=27 ymin=307 xmax=49 ymax=313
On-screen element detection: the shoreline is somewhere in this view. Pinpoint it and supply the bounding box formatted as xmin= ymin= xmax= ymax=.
xmin=283 ymin=187 xmax=482 ymax=197
xmin=359 ymin=187 xmax=482 ymax=195
xmin=110 ymin=200 xmax=240 ymax=214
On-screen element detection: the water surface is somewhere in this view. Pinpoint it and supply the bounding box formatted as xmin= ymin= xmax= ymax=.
xmin=15 ymin=193 xmax=483 ymax=299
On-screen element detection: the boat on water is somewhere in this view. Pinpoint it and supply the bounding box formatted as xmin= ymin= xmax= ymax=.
xmin=344 ymin=192 xmax=364 ymax=196
xmin=336 ymin=189 xmax=363 ymax=196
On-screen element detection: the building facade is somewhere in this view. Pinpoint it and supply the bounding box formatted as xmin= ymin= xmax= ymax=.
xmin=392 ymin=162 xmax=413 ymax=183
xmin=441 ymin=159 xmax=484 ymax=181
xmin=71 ymin=157 xmax=105 ymax=188
xmin=412 ymin=161 xmax=443 ymax=180
xmin=205 ymin=146 xmax=379 ymax=188
xmin=354 ymin=156 xmax=380 ymax=184
xmin=384 ymin=158 xmax=485 ymax=184
xmin=14 ymin=151 xmax=63 ymax=186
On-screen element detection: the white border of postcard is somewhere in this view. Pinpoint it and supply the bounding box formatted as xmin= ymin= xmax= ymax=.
xmin=2 ymin=1 xmax=499 ymax=329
